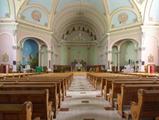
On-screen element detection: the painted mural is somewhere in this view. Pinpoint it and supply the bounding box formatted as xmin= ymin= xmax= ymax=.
xmin=22 ymin=39 xmax=39 ymax=68
xmin=0 ymin=0 xmax=10 ymax=18
xmin=149 ymin=0 xmax=159 ymax=21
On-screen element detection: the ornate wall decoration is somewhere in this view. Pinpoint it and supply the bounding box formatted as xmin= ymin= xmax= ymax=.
xmin=148 ymin=54 xmax=154 ymax=63
xmin=31 ymin=10 xmax=41 ymax=22
xmin=118 ymin=12 xmax=128 ymax=24
xmin=2 ymin=53 xmax=9 ymax=62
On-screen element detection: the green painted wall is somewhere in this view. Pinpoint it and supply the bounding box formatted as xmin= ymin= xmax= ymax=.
xmin=88 ymin=46 xmax=97 ymax=65
xmin=41 ymin=45 xmax=48 ymax=66
xmin=112 ymin=46 xmax=118 ymax=66
xmin=60 ymin=45 xmax=68 ymax=64
xmin=120 ymin=41 xmax=137 ymax=66
xmin=60 ymin=45 xmax=97 ymax=65
xmin=70 ymin=46 xmax=88 ymax=63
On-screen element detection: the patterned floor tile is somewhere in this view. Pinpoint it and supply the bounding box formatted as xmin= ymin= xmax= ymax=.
xmin=60 ymin=108 xmax=69 ymax=111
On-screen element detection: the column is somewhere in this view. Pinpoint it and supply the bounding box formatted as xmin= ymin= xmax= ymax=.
xmin=117 ymin=51 xmax=120 ymax=72
xmin=12 ymin=45 xmax=21 ymax=72
xmin=38 ymin=45 xmax=42 ymax=66
xmin=12 ymin=30 xmax=18 ymax=72
xmin=47 ymin=48 xmax=53 ymax=72
xmin=105 ymin=52 xmax=108 ymax=70
xmin=67 ymin=47 xmax=71 ymax=64
xmin=107 ymin=50 xmax=112 ymax=71
xmin=140 ymin=26 xmax=158 ymax=73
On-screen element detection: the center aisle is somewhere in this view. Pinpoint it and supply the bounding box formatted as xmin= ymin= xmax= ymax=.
xmin=55 ymin=74 xmax=122 ymax=120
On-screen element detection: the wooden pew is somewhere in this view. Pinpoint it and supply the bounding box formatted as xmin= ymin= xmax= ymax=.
xmin=0 ymin=73 xmax=34 ymax=79
xmin=0 ymin=80 xmax=62 ymax=109
xmin=103 ymin=77 xmax=143 ymax=100
xmin=28 ymin=76 xmax=68 ymax=97
xmin=87 ymin=72 xmax=158 ymax=93
xmin=117 ymin=84 xmax=159 ymax=118
xmin=102 ymin=77 xmax=157 ymax=101
xmin=0 ymin=90 xmax=53 ymax=120
xmin=109 ymin=80 xmax=159 ymax=108
xmin=30 ymin=73 xmax=73 ymax=90
xmin=1 ymin=73 xmax=72 ymax=104
xmin=0 ymin=73 xmax=74 ymax=118
xmin=2 ymin=76 xmax=67 ymax=103
xmin=0 ymin=84 xmax=57 ymax=118
xmin=130 ymin=89 xmax=159 ymax=120
xmin=0 ymin=101 xmax=32 ymax=120
xmin=87 ymin=72 xmax=139 ymax=90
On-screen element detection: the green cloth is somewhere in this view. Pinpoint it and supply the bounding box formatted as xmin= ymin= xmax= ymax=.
xmin=35 ymin=66 xmax=43 ymax=73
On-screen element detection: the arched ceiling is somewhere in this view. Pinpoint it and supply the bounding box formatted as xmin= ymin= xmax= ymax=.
xmin=56 ymin=0 xmax=105 ymax=14
xmin=1 ymin=0 xmax=159 ymax=41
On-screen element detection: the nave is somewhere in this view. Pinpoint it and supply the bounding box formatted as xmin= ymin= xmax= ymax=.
xmin=55 ymin=74 xmax=122 ymax=120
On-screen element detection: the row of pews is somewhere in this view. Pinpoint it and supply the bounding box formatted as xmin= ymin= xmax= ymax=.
xmin=0 ymin=72 xmax=73 ymax=120
xmin=87 ymin=72 xmax=159 ymax=120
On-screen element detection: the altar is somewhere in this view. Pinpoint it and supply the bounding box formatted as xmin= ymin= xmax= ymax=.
xmin=75 ymin=63 xmax=83 ymax=71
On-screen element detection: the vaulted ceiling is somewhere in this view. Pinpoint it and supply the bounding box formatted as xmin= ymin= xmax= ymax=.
xmin=1 ymin=0 xmax=159 ymax=41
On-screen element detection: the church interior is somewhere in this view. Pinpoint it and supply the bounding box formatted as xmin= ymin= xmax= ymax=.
xmin=0 ymin=0 xmax=159 ymax=120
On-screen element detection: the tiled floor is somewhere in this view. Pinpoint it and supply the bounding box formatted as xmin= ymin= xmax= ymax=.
xmin=55 ymin=75 xmax=123 ymax=120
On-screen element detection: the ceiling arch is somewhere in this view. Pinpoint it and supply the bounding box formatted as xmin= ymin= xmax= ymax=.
xmin=56 ymin=0 xmax=105 ymax=14
xmin=28 ymin=0 xmax=53 ymax=11
xmin=52 ymin=4 xmax=107 ymax=42
xmin=5 ymin=0 xmax=159 ymax=40
xmin=0 ymin=0 xmax=16 ymax=20
xmin=0 ymin=0 xmax=10 ymax=18
xmin=107 ymin=0 xmax=132 ymax=13
xmin=149 ymin=0 xmax=159 ymax=22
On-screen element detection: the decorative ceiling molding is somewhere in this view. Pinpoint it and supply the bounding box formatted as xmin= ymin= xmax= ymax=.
xmin=4 ymin=0 xmax=159 ymax=40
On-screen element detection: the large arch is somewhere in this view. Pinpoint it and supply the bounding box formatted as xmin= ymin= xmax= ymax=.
xmin=19 ymin=37 xmax=48 ymax=70
xmin=22 ymin=39 xmax=39 ymax=68
xmin=111 ymin=39 xmax=138 ymax=72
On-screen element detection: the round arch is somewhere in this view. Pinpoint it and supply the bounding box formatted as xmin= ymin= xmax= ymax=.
xmin=19 ymin=37 xmax=49 ymax=70
xmin=111 ymin=39 xmax=138 ymax=72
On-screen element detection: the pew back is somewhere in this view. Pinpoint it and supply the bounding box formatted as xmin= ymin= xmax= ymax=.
xmin=0 ymin=101 xmax=32 ymax=120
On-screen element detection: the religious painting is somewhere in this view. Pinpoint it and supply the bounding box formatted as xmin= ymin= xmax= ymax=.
xmin=22 ymin=39 xmax=39 ymax=68
xmin=31 ymin=10 xmax=41 ymax=22
xmin=118 ymin=12 xmax=128 ymax=24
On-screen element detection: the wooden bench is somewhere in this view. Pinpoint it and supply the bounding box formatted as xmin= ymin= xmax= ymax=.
xmin=0 ymin=101 xmax=32 ymax=120
xmin=29 ymin=73 xmax=73 ymax=90
xmin=0 ymin=84 xmax=57 ymax=118
xmin=0 ymin=89 xmax=53 ymax=120
xmin=102 ymin=78 xmax=144 ymax=100
xmin=102 ymin=76 xmax=157 ymax=99
xmin=2 ymin=76 xmax=67 ymax=104
xmin=0 ymin=73 xmax=34 ymax=79
xmin=87 ymin=72 xmax=139 ymax=90
xmin=117 ymin=84 xmax=159 ymax=118
xmin=28 ymin=76 xmax=68 ymax=98
xmin=130 ymin=89 xmax=159 ymax=120
xmin=109 ymin=80 xmax=159 ymax=108
xmin=0 ymin=80 xmax=62 ymax=109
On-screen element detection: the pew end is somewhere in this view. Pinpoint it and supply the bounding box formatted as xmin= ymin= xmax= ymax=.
xmin=0 ymin=101 xmax=33 ymax=120
xmin=130 ymin=89 xmax=159 ymax=120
